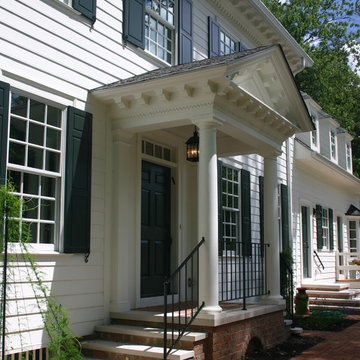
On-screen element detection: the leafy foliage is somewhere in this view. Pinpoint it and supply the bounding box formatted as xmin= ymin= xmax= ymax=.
xmin=263 ymin=0 xmax=360 ymax=177
xmin=0 ymin=184 xmax=83 ymax=359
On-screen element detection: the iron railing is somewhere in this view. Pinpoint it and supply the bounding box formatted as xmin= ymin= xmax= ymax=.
xmin=219 ymin=241 xmax=268 ymax=310
xmin=313 ymin=250 xmax=325 ymax=270
xmin=163 ymin=237 xmax=205 ymax=359
xmin=280 ymin=253 xmax=294 ymax=319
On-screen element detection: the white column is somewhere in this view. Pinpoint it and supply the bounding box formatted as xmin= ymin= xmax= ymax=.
xmin=263 ymin=155 xmax=284 ymax=304
xmin=197 ymin=120 xmax=222 ymax=313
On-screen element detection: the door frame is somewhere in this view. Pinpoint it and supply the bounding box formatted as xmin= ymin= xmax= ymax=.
xmin=135 ymin=135 xmax=179 ymax=308
xmin=300 ymin=202 xmax=312 ymax=281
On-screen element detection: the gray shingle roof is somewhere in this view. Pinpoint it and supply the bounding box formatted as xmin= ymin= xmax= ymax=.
xmin=91 ymin=45 xmax=276 ymax=92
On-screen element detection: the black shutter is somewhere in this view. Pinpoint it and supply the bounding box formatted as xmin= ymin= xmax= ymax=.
xmin=281 ymin=184 xmax=290 ymax=251
xmin=123 ymin=0 xmax=145 ymax=49
xmin=316 ymin=205 xmax=323 ymax=250
xmin=178 ymin=0 xmax=193 ymax=64
xmin=329 ymin=208 xmax=334 ymax=250
xmin=73 ymin=0 xmax=97 ymax=22
xmin=241 ymin=169 xmax=251 ymax=256
xmin=218 ymin=160 xmax=223 ymax=255
xmin=64 ymin=107 xmax=92 ymax=254
xmin=208 ymin=16 xmax=220 ymax=58
xmin=0 ymin=81 xmax=9 ymax=186
xmin=259 ymin=176 xmax=264 ymax=257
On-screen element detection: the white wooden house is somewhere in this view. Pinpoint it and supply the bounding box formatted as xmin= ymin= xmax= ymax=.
xmin=1 ymin=0 xmax=352 ymax=358
xmin=293 ymin=95 xmax=360 ymax=289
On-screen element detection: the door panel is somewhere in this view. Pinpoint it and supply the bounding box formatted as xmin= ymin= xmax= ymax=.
xmin=141 ymin=160 xmax=171 ymax=298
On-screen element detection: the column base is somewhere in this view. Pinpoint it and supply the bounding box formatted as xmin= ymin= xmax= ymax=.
xmin=260 ymin=295 xmax=286 ymax=306
xmin=201 ymin=305 xmax=223 ymax=314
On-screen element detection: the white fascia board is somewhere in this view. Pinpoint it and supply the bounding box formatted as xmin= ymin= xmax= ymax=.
xmin=247 ymin=0 xmax=313 ymax=67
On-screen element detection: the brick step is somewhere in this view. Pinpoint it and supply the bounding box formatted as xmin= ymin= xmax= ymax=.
xmin=95 ymin=324 xmax=207 ymax=349
xmin=309 ymin=304 xmax=360 ymax=315
xmin=82 ymin=339 xmax=194 ymax=360
xmin=306 ymin=289 xmax=360 ymax=299
xmin=309 ymin=297 xmax=360 ymax=307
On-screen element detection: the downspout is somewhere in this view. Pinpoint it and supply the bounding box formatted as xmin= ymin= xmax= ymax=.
xmin=293 ymin=57 xmax=306 ymax=76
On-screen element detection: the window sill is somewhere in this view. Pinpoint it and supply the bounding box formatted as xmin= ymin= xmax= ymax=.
xmin=51 ymin=0 xmax=81 ymax=16
xmin=5 ymin=242 xmax=61 ymax=255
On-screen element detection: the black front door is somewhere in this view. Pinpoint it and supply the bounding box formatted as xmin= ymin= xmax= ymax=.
xmin=302 ymin=206 xmax=311 ymax=278
xmin=141 ymin=160 xmax=171 ymax=298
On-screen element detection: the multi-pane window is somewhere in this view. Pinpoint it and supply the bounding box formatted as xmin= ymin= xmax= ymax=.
xmin=311 ymin=116 xmax=318 ymax=148
xmin=322 ymin=208 xmax=329 ymax=249
xmin=221 ymin=166 xmax=239 ymax=253
xmin=7 ymin=93 xmax=62 ymax=245
xmin=349 ymin=220 xmax=358 ymax=253
xmin=346 ymin=143 xmax=352 ymax=170
xmin=145 ymin=0 xmax=175 ymax=64
xmin=220 ymin=31 xmax=236 ymax=55
xmin=330 ymin=130 xmax=337 ymax=159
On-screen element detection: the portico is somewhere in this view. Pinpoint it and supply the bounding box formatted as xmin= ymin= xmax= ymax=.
xmin=90 ymin=44 xmax=313 ymax=312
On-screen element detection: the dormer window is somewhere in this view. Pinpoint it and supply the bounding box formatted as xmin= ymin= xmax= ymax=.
xmin=311 ymin=115 xmax=318 ymax=150
xmin=330 ymin=129 xmax=337 ymax=160
xmin=346 ymin=142 xmax=352 ymax=171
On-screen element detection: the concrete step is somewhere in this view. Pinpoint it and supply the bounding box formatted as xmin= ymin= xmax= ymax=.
xmin=309 ymin=297 xmax=360 ymax=307
xmin=301 ymin=283 xmax=350 ymax=291
xmin=95 ymin=324 xmax=207 ymax=349
xmin=82 ymin=339 xmax=195 ymax=360
xmin=309 ymin=304 xmax=360 ymax=315
xmin=306 ymin=289 xmax=360 ymax=299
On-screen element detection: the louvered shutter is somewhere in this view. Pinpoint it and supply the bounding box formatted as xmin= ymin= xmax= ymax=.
xmin=208 ymin=16 xmax=220 ymax=58
xmin=123 ymin=0 xmax=145 ymax=49
xmin=178 ymin=0 xmax=193 ymax=64
xmin=241 ymin=169 xmax=251 ymax=256
xmin=0 ymin=81 xmax=9 ymax=186
xmin=73 ymin=0 xmax=97 ymax=22
xmin=316 ymin=205 xmax=323 ymax=250
xmin=281 ymin=184 xmax=290 ymax=251
xmin=329 ymin=208 xmax=334 ymax=250
xmin=64 ymin=107 xmax=92 ymax=254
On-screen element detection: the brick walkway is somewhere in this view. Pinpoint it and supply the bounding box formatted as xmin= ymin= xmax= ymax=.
xmin=291 ymin=316 xmax=360 ymax=360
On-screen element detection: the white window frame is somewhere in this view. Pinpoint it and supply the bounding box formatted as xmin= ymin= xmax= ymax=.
xmin=220 ymin=165 xmax=240 ymax=255
xmin=322 ymin=208 xmax=330 ymax=249
xmin=220 ymin=29 xmax=237 ymax=56
xmin=311 ymin=115 xmax=319 ymax=151
xmin=346 ymin=142 xmax=352 ymax=172
xmin=6 ymin=91 xmax=65 ymax=251
xmin=330 ymin=128 xmax=337 ymax=161
xmin=349 ymin=220 xmax=358 ymax=253
xmin=145 ymin=0 xmax=176 ymax=65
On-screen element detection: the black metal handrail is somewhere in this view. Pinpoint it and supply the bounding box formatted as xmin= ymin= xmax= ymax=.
xmin=219 ymin=241 xmax=268 ymax=309
xmin=163 ymin=237 xmax=205 ymax=359
xmin=280 ymin=253 xmax=294 ymax=320
xmin=314 ymin=250 xmax=325 ymax=270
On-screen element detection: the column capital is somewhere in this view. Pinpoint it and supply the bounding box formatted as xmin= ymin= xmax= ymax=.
xmin=261 ymin=150 xmax=282 ymax=159
xmin=193 ymin=116 xmax=222 ymax=129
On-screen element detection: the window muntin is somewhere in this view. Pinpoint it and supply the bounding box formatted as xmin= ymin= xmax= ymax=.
xmin=349 ymin=220 xmax=358 ymax=253
xmin=346 ymin=143 xmax=352 ymax=170
xmin=330 ymin=129 xmax=337 ymax=159
xmin=220 ymin=31 xmax=236 ymax=55
xmin=322 ymin=208 xmax=329 ymax=249
xmin=221 ymin=166 xmax=239 ymax=253
xmin=145 ymin=0 xmax=175 ymax=64
xmin=7 ymin=93 xmax=62 ymax=245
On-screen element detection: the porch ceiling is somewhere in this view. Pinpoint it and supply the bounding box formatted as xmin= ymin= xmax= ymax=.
xmin=91 ymin=45 xmax=313 ymax=156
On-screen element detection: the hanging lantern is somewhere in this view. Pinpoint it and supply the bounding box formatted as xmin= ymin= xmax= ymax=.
xmin=186 ymin=127 xmax=199 ymax=162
